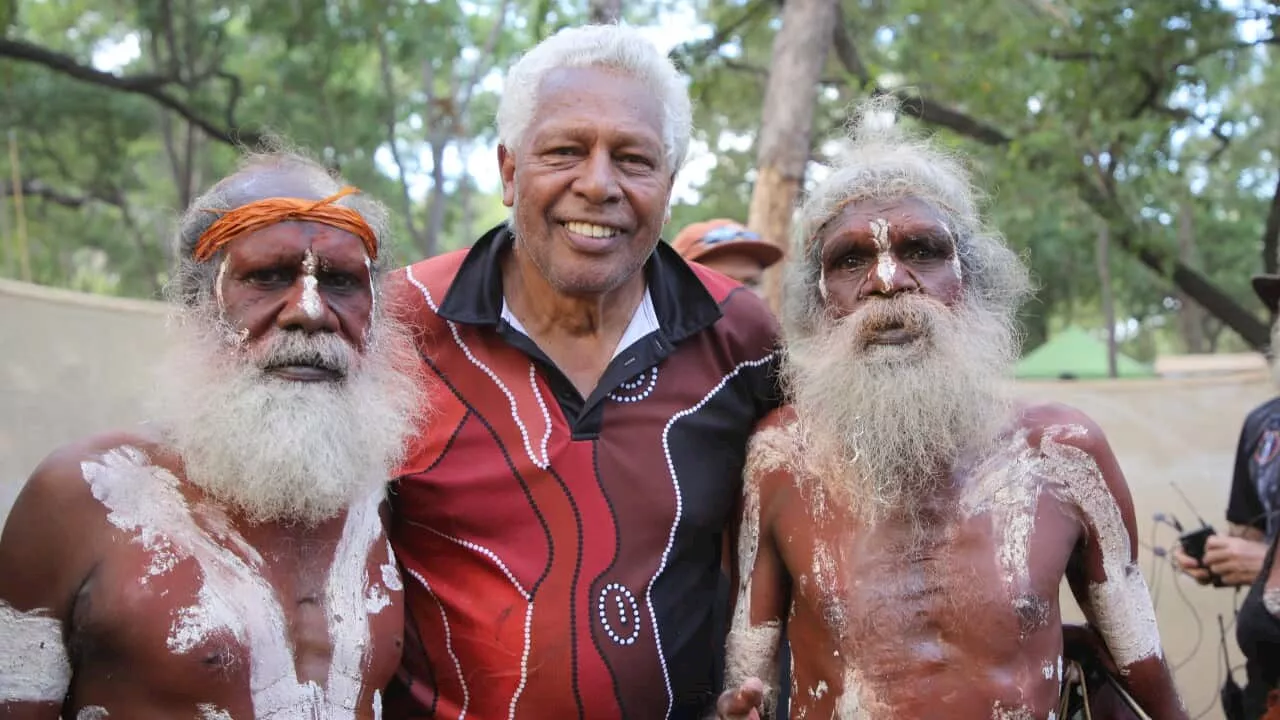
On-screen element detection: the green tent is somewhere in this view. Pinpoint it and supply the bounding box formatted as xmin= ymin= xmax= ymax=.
xmin=1016 ymin=326 xmax=1156 ymax=380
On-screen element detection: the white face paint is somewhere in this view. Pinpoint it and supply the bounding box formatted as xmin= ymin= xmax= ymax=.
xmin=81 ymin=446 xmax=394 ymax=717
xmin=215 ymin=255 xmax=231 ymax=312
xmin=869 ymin=218 xmax=896 ymax=292
xmin=300 ymin=249 xmax=323 ymax=321
xmin=0 ymin=601 xmax=71 ymax=702
xmin=940 ymin=222 xmax=963 ymax=280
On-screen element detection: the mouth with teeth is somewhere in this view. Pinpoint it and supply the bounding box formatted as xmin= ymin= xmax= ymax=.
xmin=561 ymin=220 xmax=624 ymax=248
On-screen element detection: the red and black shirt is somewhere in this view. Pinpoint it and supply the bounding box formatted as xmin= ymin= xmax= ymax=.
xmin=385 ymin=224 xmax=780 ymax=719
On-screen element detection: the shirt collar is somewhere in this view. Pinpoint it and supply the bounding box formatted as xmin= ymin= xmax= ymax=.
xmin=438 ymin=222 xmax=723 ymax=344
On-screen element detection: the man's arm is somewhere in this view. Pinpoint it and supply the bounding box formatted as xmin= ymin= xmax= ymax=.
xmin=0 ymin=445 xmax=102 ymax=718
xmin=1048 ymin=416 xmax=1189 ymax=720
xmin=717 ymin=428 xmax=792 ymax=720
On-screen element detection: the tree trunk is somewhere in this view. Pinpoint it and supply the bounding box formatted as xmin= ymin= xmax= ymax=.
xmin=589 ymin=0 xmax=623 ymax=23
xmin=1263 ymin=168 xmax=1280 ymax=275
xmin=1176 ymin=198 xmax=1206 ymax=353
xmin=7 ymin=129 xmax=31 ymax=281
xmin=1096 ymin=221 xmax=1118 ymax=378
xmin=746 ymin=0 xmax=839 ymax=312
xmin=423 ymin=136 xmax=448 ymax=257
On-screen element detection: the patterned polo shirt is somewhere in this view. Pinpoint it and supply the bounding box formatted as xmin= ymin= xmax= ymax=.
xmin=383 ymin=224 xmax=780 ymax=719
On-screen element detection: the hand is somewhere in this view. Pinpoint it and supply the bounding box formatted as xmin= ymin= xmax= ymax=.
xmin=1170 ymin=544 xmax=1213 ymax=585
xmin=1203 ymin=535 xmax=1267 ymax=586
xmin=716 ymin=677 xmax=765 ymax=720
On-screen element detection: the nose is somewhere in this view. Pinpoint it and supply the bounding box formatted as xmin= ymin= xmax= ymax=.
xmin=573 ymin=148 xmax=622 ymax=204
xmin=860 ymin=255 xmax=920 ymax=300
xmin=275 ymin=276 xmax=339 ymax=334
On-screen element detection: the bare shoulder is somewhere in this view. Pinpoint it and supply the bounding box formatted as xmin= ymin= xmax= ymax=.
xmin=1017 ymin=402 xmax=1113 ymax=458
xmin=745 ymin=407 xmax=802 ymax=480
xmin=0 ymin=429 xmax=169 ymax=613
xmin=1015 ymin=402 xmax=1133 ymax=507
xmin=9 ymin=429 xmax=172 ymax=522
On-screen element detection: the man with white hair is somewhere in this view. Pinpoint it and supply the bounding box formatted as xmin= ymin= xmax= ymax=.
xmin=714 ymin=100 xmax=1186 ymax=719
xmin=0 ymin=150 xmax=425 ymax=718
xmin=384 ymin=24 xmax=780 ymax=719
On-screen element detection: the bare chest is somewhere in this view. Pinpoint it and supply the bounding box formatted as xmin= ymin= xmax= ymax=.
xmin=781 ymin=476 xmax=1081 ymax=657
xmin=73 ymin=475 xmax=402 ymax=718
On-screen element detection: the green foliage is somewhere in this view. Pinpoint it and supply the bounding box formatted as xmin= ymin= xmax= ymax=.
xmin=2 ymin=0 xmax=1278 ymax=358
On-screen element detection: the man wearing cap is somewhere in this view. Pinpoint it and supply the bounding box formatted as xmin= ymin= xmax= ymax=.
xmin=672 ymin=219 xmax=784 ymax=298
xmin=1172 ymin=276 xmax=1280 ymax=589
xmin=0 ymin=150 xmax=426 ymax=718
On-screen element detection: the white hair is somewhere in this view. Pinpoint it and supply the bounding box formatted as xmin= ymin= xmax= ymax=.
xmin=496 ymin=24 xmax=693 ymax=173
xmin=783 ymin=95 xmax=1032 ymax=343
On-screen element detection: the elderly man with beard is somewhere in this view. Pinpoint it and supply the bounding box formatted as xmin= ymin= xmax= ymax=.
xmin=714 ymin=102 xmax=1186 ymax=720
xmin=0 ymin=151 xmax=424 ymax=719
xmin=383 ymin=24 xmax=780 ymax=720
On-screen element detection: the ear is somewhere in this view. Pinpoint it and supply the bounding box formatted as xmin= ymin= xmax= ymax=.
xmin=499 ymin=145 xmax=517 ymax=208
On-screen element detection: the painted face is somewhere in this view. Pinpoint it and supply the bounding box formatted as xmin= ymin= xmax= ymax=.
xmin=216 ymin=221 xmax=374 ymax=379
xmin=500 ymin=65 xmax=674 ymax=296
xmin=815 ymin=196 xmax=962 ymax=319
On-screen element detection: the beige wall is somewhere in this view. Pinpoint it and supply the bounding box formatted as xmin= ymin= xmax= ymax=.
xmin=0 ymin=278 xmax=168 ymax=520
xmin=0 ymin=279 xmax=1271 ymax=717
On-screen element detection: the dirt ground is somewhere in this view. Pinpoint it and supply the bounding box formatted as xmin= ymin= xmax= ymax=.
xmin=1 ymin=278 xmax=1270 ymax=718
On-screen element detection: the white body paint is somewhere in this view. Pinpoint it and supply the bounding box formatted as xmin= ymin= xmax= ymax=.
xmin=198 ymin=704 xmax=234 ymax=720
xmin=0 ymin=599 xmax=71 ymax=702
xmin=300 ymin=249 xmax=324 ymax=320
xmin=80 ymin=446 xmax=392 ymax=718
xmin=869 ymin=218 xmax=897 ymax=291
xmin=1038 ymin=425 xmax=1162 ymax=669
xmin=76 ymin=707 xmax=109 ymax=719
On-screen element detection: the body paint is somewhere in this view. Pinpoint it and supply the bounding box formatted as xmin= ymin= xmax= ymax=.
xmin=0 ymin=600 xmax=71 ymax=702
xmin=81 ymin=446 xmax=391 ymax=718
xmin=76 ymin=707 xmax=109 ymax=719
xmin=1039 ymin=425 xmax=1162 ymax=670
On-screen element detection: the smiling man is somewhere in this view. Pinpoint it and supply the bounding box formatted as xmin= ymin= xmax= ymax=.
xmin=714 ymin=101 xmax=1186 ymax=719
xmin=0 ymin=151 xmax=426 ymax=718
xmin=383 ymin=24 xmax=780 ymax=720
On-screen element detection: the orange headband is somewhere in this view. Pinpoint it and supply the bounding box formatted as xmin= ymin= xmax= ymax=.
xmin=193 ymin=186 xmax=378 ymax=262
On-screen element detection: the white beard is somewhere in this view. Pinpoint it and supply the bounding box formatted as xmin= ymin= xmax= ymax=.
xmin=785 ymin=293 xmax=1017 ymax=525
xmin=151 ymin=310 xmax=426 ymax=526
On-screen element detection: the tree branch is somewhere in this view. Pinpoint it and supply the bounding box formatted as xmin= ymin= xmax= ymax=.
xmin=1 ymin=178 xmax=96 ymax=208
xmin=0 ymin=37 xmax=259 ymax=147
xmin=829 ymin=21 xmax=1012 ymax=146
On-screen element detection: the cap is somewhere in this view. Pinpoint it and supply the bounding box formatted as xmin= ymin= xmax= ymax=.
xmin=1253 ymin=274 xmax=1280 ymax=313
xmin=670 ymin=219 xmax=784 ymax=268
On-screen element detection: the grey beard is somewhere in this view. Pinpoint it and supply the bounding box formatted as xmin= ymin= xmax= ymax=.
xmin=784 ymin=293 xmax=1018 ymax=526
xmin=150 ymin=307 xmax=427 ymax=526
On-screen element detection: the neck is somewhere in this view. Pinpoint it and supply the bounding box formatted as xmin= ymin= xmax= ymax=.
xmin=501 ymin=243 xmax=646 ymax=340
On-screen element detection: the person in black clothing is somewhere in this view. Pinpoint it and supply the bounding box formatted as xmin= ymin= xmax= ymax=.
xmin=1238 ymin=536 xmax=1280 ymax=719
xmin=1223 ymin=273 xmax=1280 ymax=720
xmin=1173 ymin=275 xmax=1280 ymax=587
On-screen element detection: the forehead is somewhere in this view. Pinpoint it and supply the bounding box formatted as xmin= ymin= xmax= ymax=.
xmin=825 ymin=196 xmax=949 ymax=235
xmin=224 ymin=222 xmax=370 ymax=268
xmin=527 ymin=66 xmax=665 ymax=145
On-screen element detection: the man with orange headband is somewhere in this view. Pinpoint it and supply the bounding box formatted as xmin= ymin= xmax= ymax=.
xmin=383 ymin=24 xmax=780 ymax=719
xmin=0 ymin=149 xmax=427 ymax=719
